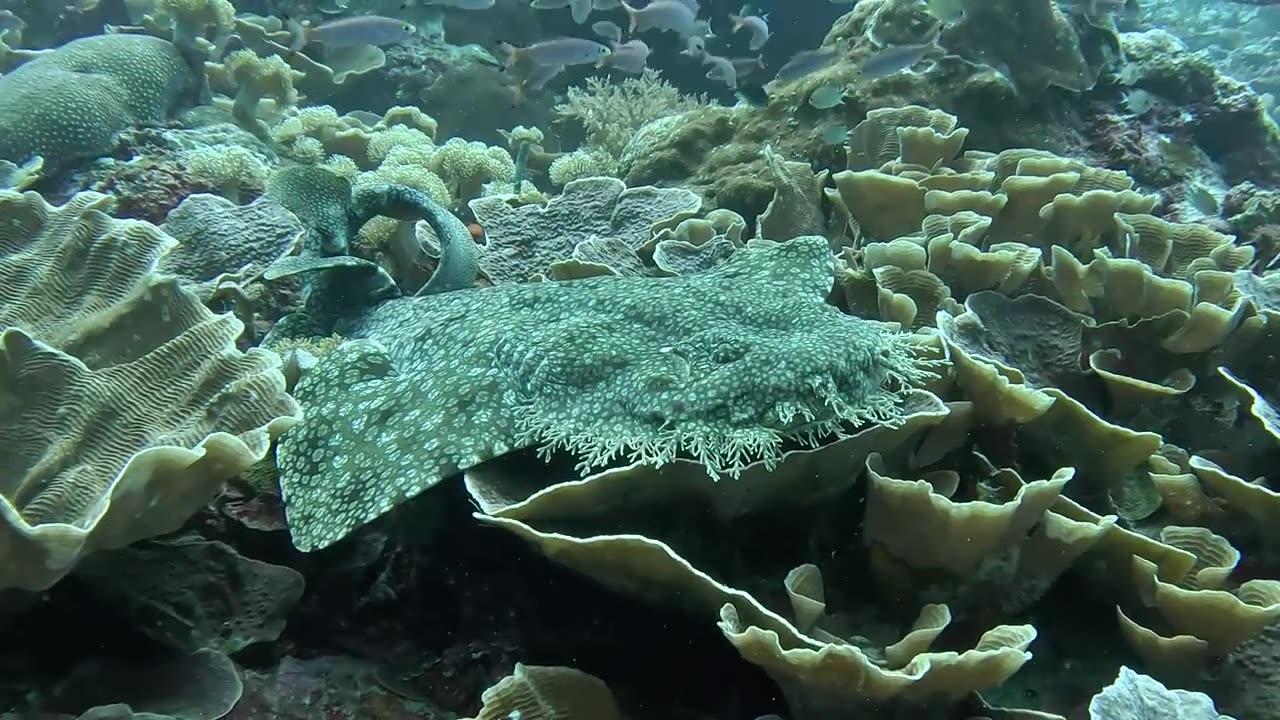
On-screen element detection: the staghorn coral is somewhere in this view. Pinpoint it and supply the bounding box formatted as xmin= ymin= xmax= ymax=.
xmin=0 ymin=190 xmax=300 ymax=591
xmin=554 ymin=69 xmax=708 ymax=161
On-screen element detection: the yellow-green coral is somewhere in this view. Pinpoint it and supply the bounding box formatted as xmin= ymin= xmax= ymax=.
xmin=156 ymin=0 xmax=235 ymax=48
xmin=367 ymin=126 xmax=435 ymax=165
xmin=185 ymin=145 xmax=269 ymax=203
xmin=321 ymin=154 xmax=361 ymax=179
xmin=221 ymin=50 xmax=300 ymax=139
xmin=356 ymin=164 xmax=451 ymax=208
xmin=429 ymin=137 xmax=515 ymax=204
xmin=549 ymin=150 xmax=619 ymax=187
xmin=376 ymin=106 xmax=439 ymax=140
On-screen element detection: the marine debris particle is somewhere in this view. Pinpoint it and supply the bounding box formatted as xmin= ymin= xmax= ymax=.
xmin=276 ymin=237 xmax=928 ymax=551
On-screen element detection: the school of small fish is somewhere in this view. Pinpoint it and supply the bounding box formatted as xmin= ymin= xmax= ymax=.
xmin=23 ymin=0 xmax=1242 ymax=159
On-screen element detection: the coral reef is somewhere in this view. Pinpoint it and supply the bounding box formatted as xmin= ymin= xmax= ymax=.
xmin=2 ymin=0 xmax=1280 ymax=717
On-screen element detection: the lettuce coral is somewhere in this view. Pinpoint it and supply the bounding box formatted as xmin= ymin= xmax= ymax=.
xmin=0 ymin=190 xmax=300 ymax=591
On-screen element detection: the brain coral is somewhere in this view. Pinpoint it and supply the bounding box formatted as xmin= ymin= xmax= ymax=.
xmin=0 ymin=34 xmax=197 ymax=167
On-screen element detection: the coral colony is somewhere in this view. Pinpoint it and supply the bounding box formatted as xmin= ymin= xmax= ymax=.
xmin=0 ymin=0 xmax=1279 ymax=717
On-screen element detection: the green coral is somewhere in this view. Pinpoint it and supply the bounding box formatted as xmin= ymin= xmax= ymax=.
xmin=548 ymin=150 xmax=618 ymax=187
xmin=156 ymin=0 xmax=235 ymax=51
xmin=429 ymin=138 xmax=515 ymax=203
xmin=185 ymin=146 xmax=270 ymax=203
xmin=275 ymin=236 xmax=928 ymax=550
xmin=0 ymin=34 xmax=197 ymax=167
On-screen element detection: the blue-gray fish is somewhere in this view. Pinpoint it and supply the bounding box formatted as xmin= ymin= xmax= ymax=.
xmin=821 ymin=125 xmax=850 ymax=144
xmin=859 ymin=27 xmax=943 ymax=79
xmin=1184 ymin=182 xmax=1219 ymax=216
xmin=592 ymin=19 xmax=623 ymax=43
xmin=769 ymin=44 xmax=845 ymax=84
xmin=621 ymin=0 xmax=700 ymax=36
xmin=498 ymin=37 xmax=611 ymax=67
xmin=729 ymin=13 xmax=770 ymax=50
xmin=704 ymin=53 xmax=738 ymax=88
xmin=730 ymin=56 xmax=765 ymax=76
xmin=598 ymin=38 xmax=650 ymax=73
xmin=288 ymin=15 xmax=417 ymax=51
xmin=808 ymin=83 xmax=846 ymax=109
xmin=423 ymin=0 xmax=495 ymax=8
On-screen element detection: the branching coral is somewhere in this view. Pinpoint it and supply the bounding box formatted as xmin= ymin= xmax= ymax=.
xmin=554 ymin=69 xmax=707 ymax=161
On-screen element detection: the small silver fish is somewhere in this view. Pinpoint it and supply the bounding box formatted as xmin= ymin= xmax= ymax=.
xmin=704 ymin=53 xmax=738 ymax=88
xmin=859 ymin=26 xmax=943 ymax=79
xmin=621 ymin=0 xmax=700 ymax=36
xmin=288 ymin=15 xmax=417 ymax=51
xmin=821 ymin=125 xmax=850 ymax=144
xmin=498 ymin=37 xmax=611 ymax=67
xmin=768 ymin=42 xmax=847 ymax=85
xmin=531 ymin=0 xmax=571 ymax=7
xmin=730 ymin=56 xmax=765 ymax=76
xmin=570 ymin=0 xmax=592 ymax=24
xmin=423 ymin=0 xmax=495 ymax=8
xmin=1184 ymin=182 xmax=1219 ymax=216
xmin=592 ymin=20 xmax=623 ymax=42
xmin=525 ymin=62 xmax=564 ymax=90
xmin=729 ymin=13 xmax=769 ymax=50
xmin=1115 ymin=61 xmax=1141 ymax=86
xmin=1123 ymin=88 xmax=1155 ymax=114
xmin=599 ymin=38 xmax=650 ymax=73
xmin=682 ymin=34 xmax=706 ymax=58
xmin=808 ymin=83 xmax=846 ymax=109
xmin=511 ymin=61 xmax=564 ymax=104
